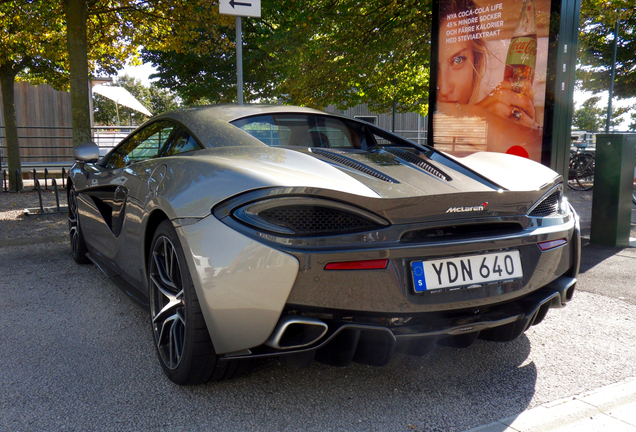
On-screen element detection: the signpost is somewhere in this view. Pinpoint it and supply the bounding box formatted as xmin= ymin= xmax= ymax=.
xmin=219 ymin=0 xmax=261 ymax=105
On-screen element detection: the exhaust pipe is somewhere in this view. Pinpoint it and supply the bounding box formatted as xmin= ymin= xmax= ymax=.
xmin=265 ymin=316 xmax=328 ymax=350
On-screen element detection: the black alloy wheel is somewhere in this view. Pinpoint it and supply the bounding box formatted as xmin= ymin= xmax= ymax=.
xmin=149 ymin=232 xmax=186 ymax=370
xmin=148 ymin=220 xmax=247 ymax=385
xmin=68 ymin=186 xmax=90 ymax=264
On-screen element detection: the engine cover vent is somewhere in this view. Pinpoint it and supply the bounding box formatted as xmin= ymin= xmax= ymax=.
xmin=311 ymin=149 xmax=398 ymax=183
xmin=383 ymin=148 xmax=452 ymax=181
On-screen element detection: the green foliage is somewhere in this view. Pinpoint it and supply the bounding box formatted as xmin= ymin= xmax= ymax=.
xmin=268 ymin=0 xmax=432 ymax=114
xmin=141 ymin=25 xmax=271 ymax=105
xmin=573 ymin=96 xmax=604 ymax=132
xmin=0 ymin=1 xmax=67 ymax=85
xmin=572 ymin=96 xmax=630 ymax=132
xmin=0 ymin=0 xmax=68 ymax=190
xmin=93 ymin=75 xmax=180 ymax=126
xmin=577 ymin=2 xmax=636 ymax=99
xmin=142 ymin=0 xmax=432 ymax=114
xmin=629 ymin=111 xmax=636 ymax=131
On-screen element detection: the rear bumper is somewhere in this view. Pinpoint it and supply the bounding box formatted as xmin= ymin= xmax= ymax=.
xmin=285 ymin=213 xmax=578 ymax=314
xmin=223 ymin=276 xmax=576 ymax=366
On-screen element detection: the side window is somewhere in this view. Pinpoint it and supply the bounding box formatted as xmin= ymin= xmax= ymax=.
xmin=103 ymin=121 xmax=175 ymax=169
xmin=161 ymin=129 xmax=201 ymax=156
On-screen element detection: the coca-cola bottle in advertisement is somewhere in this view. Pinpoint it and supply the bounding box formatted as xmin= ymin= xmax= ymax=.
xmin=504 ymin=0 xmax=537 ymax=95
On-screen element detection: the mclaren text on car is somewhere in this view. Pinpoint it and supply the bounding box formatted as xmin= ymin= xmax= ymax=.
xmin=68 ymin=105 xmax=580 ymax=384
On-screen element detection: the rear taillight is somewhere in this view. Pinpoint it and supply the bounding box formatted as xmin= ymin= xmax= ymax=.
xmin=324 ymin=259 xmax=389 ymax=270
xmin=538 ymin=238 xmax=567 ymax=251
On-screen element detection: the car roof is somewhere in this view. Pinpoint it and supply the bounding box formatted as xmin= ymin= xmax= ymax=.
xmin=150 ymin=104 xmax=347 ymax=149
xmin=162 ymin=104 xmax=327 ymax=124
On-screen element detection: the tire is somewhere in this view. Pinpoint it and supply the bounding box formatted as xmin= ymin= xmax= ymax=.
xmin=568 ymin=153 xmax=594 ymax=191
xmin=68 ymin=186 xmax=90 ymax=264
xmin=148 ymin=220 xmax=247 ymax=385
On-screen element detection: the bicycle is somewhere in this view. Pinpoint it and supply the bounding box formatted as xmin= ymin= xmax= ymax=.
xmin=568 ymin=142 xmax=595 ymax=191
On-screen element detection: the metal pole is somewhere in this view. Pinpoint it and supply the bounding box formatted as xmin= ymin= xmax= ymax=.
xmin=391 ymin=79 xmax=396 ymax=132
xmin=392 ymin=99 xmax=396 ymax=132
xmin=606 ymin=14 xmax=620 ymax=133
xmin=35 ymin=179 xmax=43 ymax=213
xmin=236 ymin=16 xmax=244 ymax=105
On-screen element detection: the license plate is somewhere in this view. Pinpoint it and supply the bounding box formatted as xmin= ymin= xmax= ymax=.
xmin=411 ymin=250 xmax=523 ymax=292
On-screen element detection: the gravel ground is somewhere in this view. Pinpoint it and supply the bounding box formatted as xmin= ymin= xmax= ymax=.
xmin=0 ymin=190 xmax=67 ymax=241
xmin=0 ymin=187 xmax=635 ymax=431
xmin=0 ymin=241 xmax=634 ymax=432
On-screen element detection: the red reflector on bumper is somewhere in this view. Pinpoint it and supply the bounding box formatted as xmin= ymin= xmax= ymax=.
xmin=325 ymin=259 xmax=389 ymax=270
xmin=538 ymin=238 xmax=567 ymax=251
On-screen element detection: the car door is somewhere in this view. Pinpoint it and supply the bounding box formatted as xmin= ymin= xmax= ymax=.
xmin=115 ymin=125 xmax=204 ymax=290
xmin=79 ymin=121 xmax=177 ymax=275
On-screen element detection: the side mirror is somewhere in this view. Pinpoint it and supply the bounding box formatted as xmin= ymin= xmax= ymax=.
xmin=74 ymin=142 xmax=100 ymax=163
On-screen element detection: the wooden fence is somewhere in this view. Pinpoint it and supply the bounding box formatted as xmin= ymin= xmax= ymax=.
xmin=0 ymin=82 xmax=74 ymax=163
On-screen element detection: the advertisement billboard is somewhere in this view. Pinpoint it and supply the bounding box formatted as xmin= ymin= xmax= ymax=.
xmin=430 ymin=0 xmax=550 ymax=162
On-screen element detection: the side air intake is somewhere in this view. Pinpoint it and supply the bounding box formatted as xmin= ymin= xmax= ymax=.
xmin=528 ymin=191 xmax=561 ymax=217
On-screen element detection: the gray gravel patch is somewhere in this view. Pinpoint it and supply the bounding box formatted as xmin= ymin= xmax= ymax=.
xmin=1 ymin=242 xmax=635 ymax=432
xmin=0 ymin=190 xmax=67 ymax=242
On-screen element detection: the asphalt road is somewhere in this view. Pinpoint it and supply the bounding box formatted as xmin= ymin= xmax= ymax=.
xmin=1 ymin=239 xmax=635 ymax=432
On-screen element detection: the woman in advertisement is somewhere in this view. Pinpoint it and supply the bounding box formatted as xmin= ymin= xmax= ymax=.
xmin=435 ymin=0 xmax=545 ymax=161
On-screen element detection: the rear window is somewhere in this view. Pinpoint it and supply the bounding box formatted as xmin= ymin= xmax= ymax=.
xmin=231 ymin=114 xmax=368 ymax=149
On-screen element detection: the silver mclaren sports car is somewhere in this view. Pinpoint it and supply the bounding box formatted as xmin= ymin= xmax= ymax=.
xmin=68 ymin=105 xmax=580 ymax=385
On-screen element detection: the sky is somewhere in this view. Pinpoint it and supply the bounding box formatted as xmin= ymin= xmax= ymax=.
xmin=118 ymin=63 xmax=158 ymax=86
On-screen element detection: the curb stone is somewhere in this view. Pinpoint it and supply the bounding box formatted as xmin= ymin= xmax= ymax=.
xmin=462 ymin=378 xmax=636 ymax=432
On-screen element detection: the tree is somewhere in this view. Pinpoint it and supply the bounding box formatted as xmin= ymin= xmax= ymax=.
xmin=572 ymin=96 xmax=605 ymax=131
xmin=577 ymin=3 xmax=636 ymax=99
xmin=572 ymin=96 xmax=629 ymax=132
xmin=1 ymin=0 xmax=153 ymax=189
xmin=93 ymin=75 xmax=179 ymax=126
xmin=63 ymin=0 xmax=163 ymax=147
xmin=141 ymin=3 xmax=256 ymax=105
xmin=64 ymin=0 xmax=92 ymax=147
xmin=142 ymin=0 xmax=432 ymax=114
xmin=0 ymin=1 xmax=67 ymax=191
xmin=63 ymin=0 xmax=234 ymax=145
xmin=267 ymin=0 xmax=432 ymax=114
xmin=629 ymin=111 xmax=636 ymax=131
xmin=141 ymin=27 xmax=257 ymax=105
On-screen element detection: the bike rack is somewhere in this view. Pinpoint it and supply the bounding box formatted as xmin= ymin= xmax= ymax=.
xmin=2 ymin=166 xmax=69 ymax=214
xmin=2 ymin=167 xmax=67 ymax=193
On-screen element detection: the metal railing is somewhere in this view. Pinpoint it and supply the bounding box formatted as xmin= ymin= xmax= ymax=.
xmin=0 ymin=125 xmax=136 ymax=162
xmin=394 ymin=129 xmax=428 ymax=145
